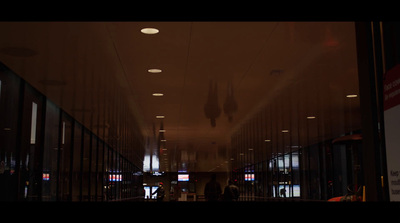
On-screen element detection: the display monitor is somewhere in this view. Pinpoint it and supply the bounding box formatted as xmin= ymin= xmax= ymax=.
xmin=109 ymin=174 xmax=122 ymax=182
xmin=43 ymin=173 xmax=50 ymax=181
xmin=178 ymin=174 xmax=189 ymax=181
xmin=244 ymin=173 xmax=255 ymax=181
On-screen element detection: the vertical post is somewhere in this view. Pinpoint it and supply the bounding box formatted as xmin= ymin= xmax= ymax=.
xmin=69 ymin=120 xmax=75 ymax=202
xmin=79 ymin=128 xmax=84 ymax=201
xmin=355 ymin=22 xmax=385 ymax=201
xmin=15 ymin=80 xmax=25 ymax=200
xmin=56 ymin=109 xmax=63 ymax=201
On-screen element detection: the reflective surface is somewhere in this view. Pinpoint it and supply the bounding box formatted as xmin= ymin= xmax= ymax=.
xmin=0 ymin=22 xmax=362 ymax=201
xmin=0 ymin=65 xmax=144 ymax=201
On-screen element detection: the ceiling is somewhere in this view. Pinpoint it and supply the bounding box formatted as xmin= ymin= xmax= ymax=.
xmin=0 ymin=21 xmax=361 ymax=172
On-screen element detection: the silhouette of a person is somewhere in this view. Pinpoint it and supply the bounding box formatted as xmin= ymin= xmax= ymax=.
xmin=204 ymin=174 xmax=222 ymax=201
xmin=204 ymin=80 xmax=221 ymax=127
xmin=223 ymin=81 xmax=238 ymax=122
xmin=223 ymin=179 xmax=240 ymax=201
xmin=152 ymin=182 xmax=165 ymax=202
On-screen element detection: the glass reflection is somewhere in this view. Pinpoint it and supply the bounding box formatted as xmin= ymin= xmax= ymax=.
xmin=229 ymin=22 xmax=361 ymax=201
xmin=0 ymin=22 xmax=369 ymax=202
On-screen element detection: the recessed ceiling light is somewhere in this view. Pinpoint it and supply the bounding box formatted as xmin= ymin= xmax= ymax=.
xmin=152 ymin=93 xmax=164 ymax=97
xmin=307 ymin=116 xmax=316 ymax=119
xmin=282 ymin=130 xmax=289 ymax=133
xmin=346 ymin=94 xmax=358 ymax=98
xmin=156 ymin=115 xmax=165 ymax=119
xmin=265 ymin=139 xmax=271 ymax=142
xmin=148 ymin=69 xmax=162 ymax=73
xmin=141 ymin=28 xmax=159 ymax=34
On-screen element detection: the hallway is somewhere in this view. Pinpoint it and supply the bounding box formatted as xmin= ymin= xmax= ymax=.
xmin=0 ymin=21 xmax=384 ymax=202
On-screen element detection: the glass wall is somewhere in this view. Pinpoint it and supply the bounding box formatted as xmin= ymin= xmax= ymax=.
xmin=0 ymin=64 xmax=22 ymax=201
xmin=229 ymin=22 xmax=363 ymax=201
xmin=231 ymin=111 xmax=363 ymax=201
xmin=59 ymin=113 xmax=73 ymax=201
xmin=42 ymin=100 xmax=60 ymax=201
xmin=0 ymin=62 xmax=144 ymax=201
xmin=20 ymin=84 xmax=45 ymax=201
xmin=72 ymin=122 xmax=82 ymax=201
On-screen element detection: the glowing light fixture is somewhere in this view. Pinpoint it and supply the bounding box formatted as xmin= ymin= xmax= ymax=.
xmin=141 ymin=28 xmax=159 ymax=34
xmin=265 ymin=139 xmax=271 ymax=142
xmin=346 ymin=94 xmax=358 ymax=98
xmin=152 ymin=93 xmax=164 ymax=97
xmin=282 ymin=130 xmax=289 ymax=133
xmin=307 ymin=116 xmax=316 ymax=119
xmin=156 ymin=115 xmax=165 ymax=119
xmin=148 ymin=69 xmax=162 ymax=73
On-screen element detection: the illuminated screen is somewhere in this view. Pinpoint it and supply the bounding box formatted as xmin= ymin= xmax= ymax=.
xmin=244 ymin=174 xmax=254 ymax=181
xmin=43 ymin=173 xmax=50 ymax=181
xmin=109 ymin=174 xmax=122 ymax=182
xmin=178 ymin=174 xmax=189 ymax=181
